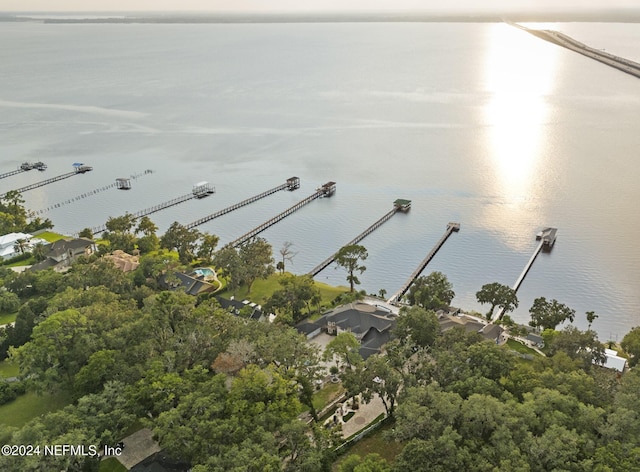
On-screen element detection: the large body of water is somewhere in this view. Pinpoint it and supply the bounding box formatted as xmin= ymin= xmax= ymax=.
xmin=1 ymin=21 xmax=638 ymax=341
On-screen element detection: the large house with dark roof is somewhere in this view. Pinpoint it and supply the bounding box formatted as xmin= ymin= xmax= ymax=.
xmin=307 ymin=302 xmax=398 ymax=359
xmin=29 ymin=237 xmax=97 ymax=272
xmin=159 ymin=271 xmax=216 ymax=296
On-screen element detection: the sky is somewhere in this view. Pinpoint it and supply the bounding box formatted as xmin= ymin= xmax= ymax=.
xmin=0 ymin=0 xmax=638 ymax=13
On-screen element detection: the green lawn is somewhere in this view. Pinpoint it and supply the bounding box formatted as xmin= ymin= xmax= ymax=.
xmin=505 ymin=339 xmax=540 ymax=357
xmin=0 ymin=360 xmax=19 ymax=378
xmin=5 ymin=257 xmax=35 ymax=267
xmin=0 ymin=312 xmax=17 ymax=326
xmin=0 ymin=391 xmax=73 ymax=427
xmin=312 ymin=382 xmax=345 ymax=412
xmin=99 ymin=457 xmax=128 ymax=472
xmin=35 ymin=231 xmax=67 ymax=243
xmin=333 ymin=421 xmax=404 ymax=470
xmin=218 ymin=273 xmax=348 ymax=309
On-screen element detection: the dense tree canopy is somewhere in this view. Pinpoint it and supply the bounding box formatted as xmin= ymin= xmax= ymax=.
xmin=0 ymin=229 xmax=638 ymax=472
xmin=621 ymin=326 xmax=640 ymax=367
xmin=529 ymin=297 xmax=576 ymax=331
xmin=265 ymin=274 xmax=320 ymax=325
xmin=475 ymin=282 xmax=518 ymax=320
xmin=406 ymin=272 xmax=454 ymax=311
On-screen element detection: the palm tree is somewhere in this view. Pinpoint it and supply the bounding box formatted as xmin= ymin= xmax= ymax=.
xmin=13 ymin=238 xmax=28 ymax=255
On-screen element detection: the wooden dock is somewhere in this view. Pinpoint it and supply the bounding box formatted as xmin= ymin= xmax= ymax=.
xmin=0 ymin=162 xmax=47 ymax=181
xmin=0 ymin=165 xmax=92 ymax=199
xmin=185 ymin=177 xmax=300 ymax=231
xmin=387 ymin=222 xmax=460 ymax=305
xmin=228 ymin=181 xmax=335 ymax=248
xmin=308 ymin=199 xmax=410 ymax=277
xmin=88 ymin=193 xmax=199 ymax=235
xmin=35 ymin=170 xmax=154 ymax=216
xmin=493 ymin=227 xmax=557 ymax=321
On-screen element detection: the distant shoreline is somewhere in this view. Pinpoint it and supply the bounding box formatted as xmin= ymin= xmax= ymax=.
xmin=2 ymin=11 xmax=640 ymax=24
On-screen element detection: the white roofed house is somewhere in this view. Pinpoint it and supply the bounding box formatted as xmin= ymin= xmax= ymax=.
xmin=600 ymin=348 xmax=628 ymax=373
xmin=0 ymin=232 xmax=33 ymax=260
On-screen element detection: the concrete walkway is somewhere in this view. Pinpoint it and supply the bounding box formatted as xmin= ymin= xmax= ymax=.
xmin=337 ymin=394 xmax=386 ymax=438
xmin=103 ymin=428 xmax=161 ymax=470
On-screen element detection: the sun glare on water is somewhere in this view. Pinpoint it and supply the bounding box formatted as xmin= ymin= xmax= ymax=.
xmin=481 ymin=23 xmax=559 ymax=248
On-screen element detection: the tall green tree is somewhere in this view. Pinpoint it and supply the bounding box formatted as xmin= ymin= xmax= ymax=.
xmin=196 ymin=232 xmax=220 ymax=265
xmin=394 ymin=305 xmax=440 ymax=349
xmin=407 ymin=271 xmax=455 ymax=310
xmin=334 ymin=244 xmax=368 ymax=293
xmin=238 ymin=237 xmax=274 ymax=294
xmin=323 ymin=332 xmax=362 ymax=369
xmin=265 ymin=274 xmax=320 ymax=324
xmin=620 ymin=326 xmax=640 ymax=367
xmin=529 ymin=297 xmax=576 ymax=331
xmin=214 ymin=245 xmax=243 ymax=295
xmin=161 ymin=221 xmax=201 ymax=264
xmin=475 ymin=282 xmax=519 ymax=320
xmin=547 ymin=326 xmax=606 ymax=370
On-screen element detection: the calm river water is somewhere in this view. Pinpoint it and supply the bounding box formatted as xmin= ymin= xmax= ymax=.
xmin=1 ymin=20 xmax=639 ymax=341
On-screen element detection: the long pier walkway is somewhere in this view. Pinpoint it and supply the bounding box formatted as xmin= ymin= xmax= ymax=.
xmin=0 ymin=169 xmax=26 ymax=181
xmin=387 ymin=222 xmax=460 ymax=305
xmin=88 ymin=192 xmax=202 ymax=236
xmin=228 ymin=181 xmax=335 ymax=248
xmin=514 ymin=23 xmax=640 ymax=79
xmin=493 ymin=227 xmax=557 ymax=321
xmin=0 ymin=166 xmax=93 ymax=199
xmin=308 ymin=199 xmax=411 ymax=277
xmin=0 ymin=162 xmax=47 ymax=181
xmin=185 ymin=177 xmax=301 ymax=231
xmin=34 ymin=169 xmax=154 ymax=216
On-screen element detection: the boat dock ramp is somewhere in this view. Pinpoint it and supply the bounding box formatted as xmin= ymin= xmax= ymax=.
xmin=228 ymin=181 xmax=335 ymax=248
xmin=387 ymin=222 xmax=460 ymax=305
xmin=308 ymin=199 xmax=411 ymax=277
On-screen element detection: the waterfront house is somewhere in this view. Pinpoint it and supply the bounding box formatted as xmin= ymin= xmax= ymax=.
xmin=313 ymin=302 xmax=397 ymax=359
xmin=104 ymin=250 xmax=140 ymax=272
xmin=29 ymin=237 xmax=97 ymax=272
xmin=159 ymin=271 xmax=216 ymax=296
xmin=438 ymin=311 xmax=504 ymax=343
xmin=0 ymin=232 xmax=33 ymax=260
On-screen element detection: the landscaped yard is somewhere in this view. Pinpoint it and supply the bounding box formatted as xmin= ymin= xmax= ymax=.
xmin=0 ymin=312 xmax=17 ymax=326
xmin=34 ymin=231 xmax=66 ymax=243
xmin=312 ymin=382 xmax=345 ymax=412
xmin=218 ymin=273 xmax=348 ymax=311
xmin=0 ymin=360 xmax=19 ymax=379
xmin=99 ymin=457 xmax=127 ymax=472
xmin=505 ymin=339 xmax=540 ymax=357
xmin=333 ymin=421 xmax=404 ymax=470
xmin=0 ymin=391 xmax=73 ymax=427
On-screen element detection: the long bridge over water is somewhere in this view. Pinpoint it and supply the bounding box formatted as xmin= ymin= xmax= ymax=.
xmin=514 ymin=23 xmax=640 ymax=79
xmin=387 ymin=222 xmax=460 ymax=305
xmin=308 ymin=199 xmax=411 ymax=277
